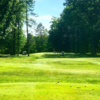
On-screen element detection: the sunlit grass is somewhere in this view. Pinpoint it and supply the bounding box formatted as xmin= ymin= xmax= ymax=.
xmin=0 ymin=83 xmax=100 ymax=100
xmin=0 ymin=52 xmax=100 ymax=99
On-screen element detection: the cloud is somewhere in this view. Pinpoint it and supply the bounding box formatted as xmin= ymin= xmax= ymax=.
xmin=29 ymin=15 xmax=52 ymax=21
xmin=29 ymin=15 xmax=52 ymax=30
xmin=36 ymin=15 xmax=52 ymax=30
xmin=23 ymin=15 xmax=52 ymax=36
xmin=37 ymin=15 xmax=52 ymax=20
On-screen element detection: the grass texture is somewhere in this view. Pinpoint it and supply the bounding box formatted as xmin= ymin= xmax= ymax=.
xmin=0 ymin=52 xmax=100 ymax=100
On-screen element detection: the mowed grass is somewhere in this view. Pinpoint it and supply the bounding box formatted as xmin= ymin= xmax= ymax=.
xmin=0 ymin=52 xmax=100 ymax=100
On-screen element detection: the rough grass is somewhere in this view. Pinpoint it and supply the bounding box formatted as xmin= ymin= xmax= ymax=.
xmin=0 ymin=52 xmax=100 ymax=100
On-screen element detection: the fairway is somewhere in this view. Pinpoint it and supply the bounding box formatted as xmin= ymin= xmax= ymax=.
xmin=0 ymin=53 xmax=100 ymax=100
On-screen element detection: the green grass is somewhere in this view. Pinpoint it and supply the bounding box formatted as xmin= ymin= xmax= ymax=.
xmin=0 ymin=52 xmax=100 ymax=100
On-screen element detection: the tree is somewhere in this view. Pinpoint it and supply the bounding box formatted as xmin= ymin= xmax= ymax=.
xmin=35 ymin=23 xmax=49 ymax=52
xmin=49 ymin=0 xmax=100 ymax=55
xmin=26 ymin=0 xmax=35 ymax=56
xmin=0 ymin=0 xmax=36 ymax=55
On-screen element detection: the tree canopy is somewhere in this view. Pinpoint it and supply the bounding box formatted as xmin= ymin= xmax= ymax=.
xmin=0 ymin=0 xmax=35 ymax=55
xmin=49 ymin=0 xmax=100 ymax=55
xmin=1 ymin=0 xmax=100 ymax=55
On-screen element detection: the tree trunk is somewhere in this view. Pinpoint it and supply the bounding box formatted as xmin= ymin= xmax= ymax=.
xmin=91 ymin=34 xmax=96 ymax=55
xmin=12 ymin=28 xmax=16 ymax=55
xmin=75 ymin=29 xmax=77 ymax=54
xmin=91 ymin=25 xmax=96 ymax=55
xmin=17 ymin=20 xmax=19 ymax=56
xmin=26 ymin=0 xmax=30 ymax=56
xmin=79 ymin=29 xmax=86 ymax=55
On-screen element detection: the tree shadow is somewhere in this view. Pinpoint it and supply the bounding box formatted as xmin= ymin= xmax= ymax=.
xmin=42 ymin=53 xmax=100 ymax=58
xmin=0 ymin=54 xmax=27 ymax=58
xmin=0 ymin=54 xmax=10 ymax=58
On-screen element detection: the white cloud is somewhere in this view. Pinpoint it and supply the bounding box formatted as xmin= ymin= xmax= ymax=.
xmin=23 ymin=15 xmax=52 ymax=36
xmin=29 ymin=15 xmax=52 ymax=30
xmin=37 ymin=15 xmax=52 ymax=20
xmin=36 ymin=15 xmax=52 ymax=30
xmin=29 ymin=15 xmax=52 ymax=21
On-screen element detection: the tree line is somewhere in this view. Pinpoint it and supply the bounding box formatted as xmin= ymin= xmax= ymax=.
xmin=22 ymin=23 xmax=50 ymax=53
xmin=1 ymin=0 xmax=100 ymax=56
xmin=0 ymin=0 xmax=51 ymax=56
xmin=49 ymin=0 xmax=100 ymax=55
xmin=0 ymin=0 xmax=33 ymax=55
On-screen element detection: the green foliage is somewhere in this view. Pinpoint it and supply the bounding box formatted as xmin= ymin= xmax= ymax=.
xmin=49 ymin=0 xmax=100 ymax=55
xmin=0 ymin=0 xmax=35 ymax=55
xmin=22 ymin=23 xmax=49 ymax=53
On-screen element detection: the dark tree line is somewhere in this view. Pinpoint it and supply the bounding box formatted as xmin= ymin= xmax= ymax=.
xmin=49 ymin=0 xmax=100 ymax=55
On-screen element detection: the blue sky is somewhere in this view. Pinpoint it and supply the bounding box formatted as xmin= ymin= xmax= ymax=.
xmin=34 ymin=0 xmax=65 ymax=30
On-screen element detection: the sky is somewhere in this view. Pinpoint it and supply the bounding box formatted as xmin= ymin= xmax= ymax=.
xmin=24 ymin=0 xmax=65 ymax=36
xmin=34 ymin=0 xmax=65 ymax=30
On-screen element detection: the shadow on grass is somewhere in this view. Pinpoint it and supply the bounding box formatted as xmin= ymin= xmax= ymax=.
xmin=0 ymin=55 xmax=10 ymax=58
xmin=42 ymin=53 xmax=100 ymax=58
xmin=0 ymin=54 xmax=28 ymax=59
xmin=1 ymin=53 xmax=100 ymax=59
xmin=0 ymin=54 xmax=39 ymax=61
